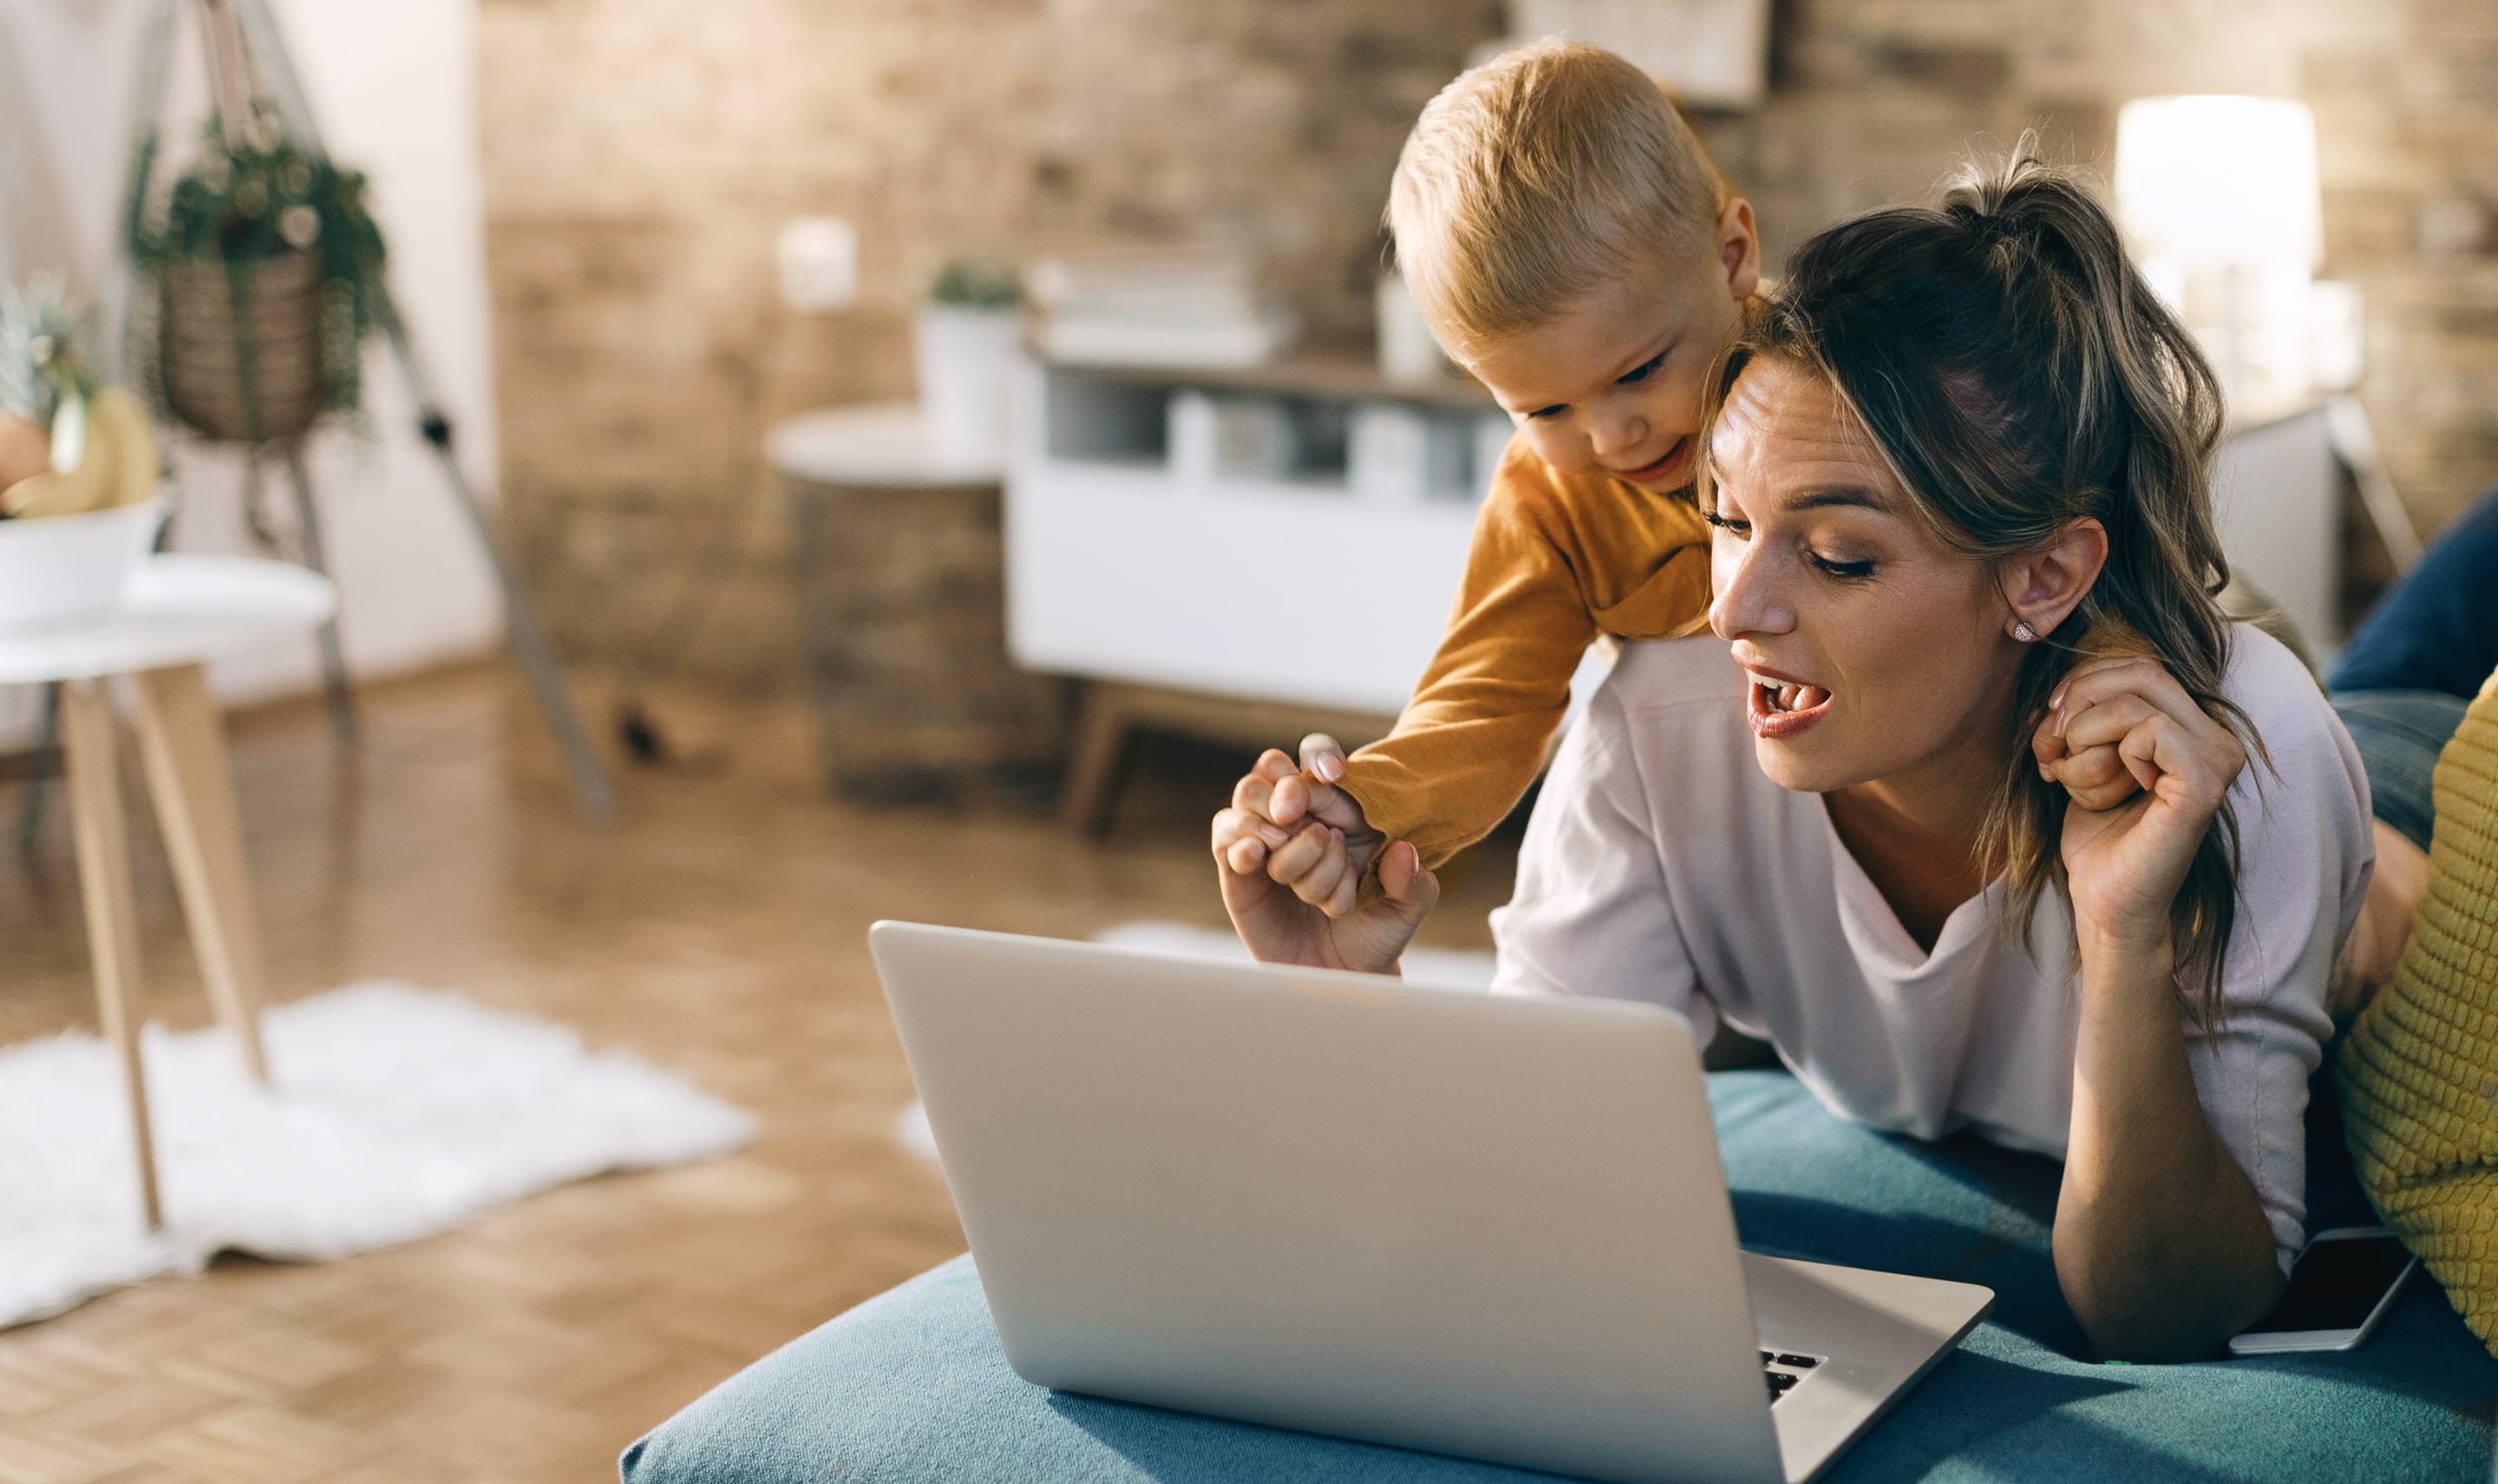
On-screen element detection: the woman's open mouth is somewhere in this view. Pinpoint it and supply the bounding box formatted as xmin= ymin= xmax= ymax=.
xmin=1615 ymin=435 xmax=1691 ymax=487
xmin=1746 ymin=671 xmax=1834 ymax=739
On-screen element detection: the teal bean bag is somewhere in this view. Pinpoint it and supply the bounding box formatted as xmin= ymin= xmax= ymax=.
xmin=624 ymin=1070 xmax=2498 ymax=1482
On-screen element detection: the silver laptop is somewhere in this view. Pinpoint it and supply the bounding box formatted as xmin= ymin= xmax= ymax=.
xmin=870 ymin=921 xmax=1992 ymax=1484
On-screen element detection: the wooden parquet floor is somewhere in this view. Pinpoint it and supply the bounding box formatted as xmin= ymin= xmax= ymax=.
xmin=0 ymin=662 xmax=1514 ymax=1484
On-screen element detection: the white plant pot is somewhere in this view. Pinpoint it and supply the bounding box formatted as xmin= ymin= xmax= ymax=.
xmin=0 ymin=497 xmax=166 ymax=631
xmin=913 ymin=306 xmax=1023 ymax=464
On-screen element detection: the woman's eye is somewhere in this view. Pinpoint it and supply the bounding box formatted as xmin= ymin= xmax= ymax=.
xmin=1703 ymin=511 xmax=1750 ymax=537
xmin=1808 ymin=552 xmax=1876 ymax=580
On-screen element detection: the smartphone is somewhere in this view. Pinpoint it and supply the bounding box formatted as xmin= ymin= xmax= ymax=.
xmin=2227 ymin=1226 xmax=2419 ymax=1356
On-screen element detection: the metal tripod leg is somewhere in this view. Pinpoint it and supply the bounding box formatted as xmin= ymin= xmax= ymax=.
xmin=399 ymin=382 xmax=617 ymax=827
xmin=279 ymin=445 xmax=358 ymax=748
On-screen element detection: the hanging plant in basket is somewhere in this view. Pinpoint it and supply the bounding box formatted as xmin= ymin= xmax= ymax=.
xmin=127 ymin=114 xmax=387 ymax=447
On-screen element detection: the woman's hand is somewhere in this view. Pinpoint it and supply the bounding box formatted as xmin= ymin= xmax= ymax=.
xmin=2044 ymin=657 xmax=2246 ymax=949
xmin=1213 ymin=740 xmax=1435 ymax=974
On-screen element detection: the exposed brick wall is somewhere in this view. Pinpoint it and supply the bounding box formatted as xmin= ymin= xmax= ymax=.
xmin=481 ymin=0 xmax=2495 ymax=690
xmin=480 ymin=0 xmax=1504 ymax=690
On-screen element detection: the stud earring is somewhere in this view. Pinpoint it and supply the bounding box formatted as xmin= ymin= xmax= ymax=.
xmin=2011 ymin=620 xmax=2039 ymax=643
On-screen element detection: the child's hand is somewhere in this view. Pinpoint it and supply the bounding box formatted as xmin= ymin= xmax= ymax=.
xmin=1267 ymin=732 xmax=1378 ymax=847
xmin=1213 ymin=744 xmax=1436 ymax=974
xmin=1219 ymin=735 xmax=1387 ymax=919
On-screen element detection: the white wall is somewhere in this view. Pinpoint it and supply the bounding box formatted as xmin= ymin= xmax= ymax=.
xmin=0 ymin=0 xmax=502 ymax=743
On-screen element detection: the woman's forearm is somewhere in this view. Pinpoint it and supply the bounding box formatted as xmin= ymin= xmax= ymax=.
xmin=2055 ymin=925 xmax=2284 ymax=1361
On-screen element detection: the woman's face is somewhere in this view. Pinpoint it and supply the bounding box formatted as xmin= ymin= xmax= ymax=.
xmin=1704 ymin=356 xmax=2021 ymax=797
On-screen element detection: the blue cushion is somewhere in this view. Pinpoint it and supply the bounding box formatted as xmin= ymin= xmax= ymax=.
xmin=624 ymin=1071 xmax=2498 ymax=1482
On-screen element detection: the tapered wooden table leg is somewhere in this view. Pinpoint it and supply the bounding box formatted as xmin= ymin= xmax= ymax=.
xmin=60 ymin=678 xmax=164 ymax=1232
xmin=1061 ymin=682 xmax=1135 ymax=837
xmin=129 ymin=663 xmax=271 ymax=1086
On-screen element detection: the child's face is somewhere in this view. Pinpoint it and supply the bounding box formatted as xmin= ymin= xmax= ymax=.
xmin=1460 ymin=202 xmax=1759 ymax=493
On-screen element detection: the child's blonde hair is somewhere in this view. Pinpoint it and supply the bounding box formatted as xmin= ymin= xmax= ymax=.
xmin=1389 ymin=41 xmax=1729 ymax=356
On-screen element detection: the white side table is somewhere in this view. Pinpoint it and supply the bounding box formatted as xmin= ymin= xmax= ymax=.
xmin=768 ymin=401 xmax=1007 ymax=488
xmin=0 ymin=555 xmax=337 ymax=1230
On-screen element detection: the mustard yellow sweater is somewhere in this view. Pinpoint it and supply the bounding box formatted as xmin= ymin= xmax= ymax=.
xmin=2338 ymin=664 xmax=2498 ymax=1356
xmin=1338 ymin=435 xmax=1714 ymax=871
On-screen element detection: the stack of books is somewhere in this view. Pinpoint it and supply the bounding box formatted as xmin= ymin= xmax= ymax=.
xmin=1030 ymin=252 xmax=1299 ymax=368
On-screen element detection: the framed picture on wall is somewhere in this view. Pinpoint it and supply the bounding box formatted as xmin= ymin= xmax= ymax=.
xmin=1511 ymin=0 xmax=1771 ymax=109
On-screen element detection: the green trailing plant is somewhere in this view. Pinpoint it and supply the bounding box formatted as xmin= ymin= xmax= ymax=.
xmin=928 ymin=258 xmax=1024 ymax=311
xmin=127 ymin=114 xmax=388 ymax=421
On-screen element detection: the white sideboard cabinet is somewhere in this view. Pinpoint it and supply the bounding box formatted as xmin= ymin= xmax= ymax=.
xmin=1006 ymin=356 xmax=1517 ymax=721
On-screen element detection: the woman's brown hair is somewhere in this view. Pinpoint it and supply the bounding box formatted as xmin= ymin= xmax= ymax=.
xmin=1699 ymin=142 xmax=2254 ymax=1026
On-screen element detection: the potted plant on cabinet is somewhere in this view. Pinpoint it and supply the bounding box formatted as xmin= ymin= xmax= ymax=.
xmin=915 ymin=258 xmax=1025 ymax=464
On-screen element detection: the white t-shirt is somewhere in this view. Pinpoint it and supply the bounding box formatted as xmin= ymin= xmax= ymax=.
xmin=1488 ymin=626 xmax=2372 ymax=1269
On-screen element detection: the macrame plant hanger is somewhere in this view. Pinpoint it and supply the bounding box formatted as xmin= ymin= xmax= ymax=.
xmin=114 ymin=0 xmax=618 ymax=826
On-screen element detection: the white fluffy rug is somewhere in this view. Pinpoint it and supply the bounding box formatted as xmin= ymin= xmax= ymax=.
xmin=891 ymin=921 xmax=1494 ymax=1160
xmin=0 ymin=981 xmax=754 ymax=1328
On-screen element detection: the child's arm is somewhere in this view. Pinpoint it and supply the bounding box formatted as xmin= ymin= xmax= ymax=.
xmin=1241 ymin=448 xmax=1710 ymax=919
xmin=1334 ymin=448 xmax=1712 ymax=876
xmin=1332 ymin=496 xmax=1615 ymax=872
xmin=1236 ymin=494 xmax=1616 ymax=913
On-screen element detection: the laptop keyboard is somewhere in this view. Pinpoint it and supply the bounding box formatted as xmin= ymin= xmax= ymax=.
xmin=1759 ymin=1349 xmax=1821 ymax=1403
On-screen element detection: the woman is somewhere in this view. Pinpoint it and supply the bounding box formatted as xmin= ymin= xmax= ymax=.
xmin=1212 ymin=154 xmax=2373 ymax=1363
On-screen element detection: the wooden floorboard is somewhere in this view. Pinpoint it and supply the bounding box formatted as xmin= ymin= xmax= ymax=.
xmin=0 ymin=662 xmax=1514 ymax=1483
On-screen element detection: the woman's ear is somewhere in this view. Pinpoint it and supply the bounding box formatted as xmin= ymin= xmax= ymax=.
xmin=2000 ymin=517 xmax=2109 ymax=640
xmin=1718 ymin=198 xmax=1762 ymax=302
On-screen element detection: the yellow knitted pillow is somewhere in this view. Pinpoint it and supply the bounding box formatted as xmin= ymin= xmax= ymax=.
xmin=2338 ymin=665 xmax=2498 ymax=1354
